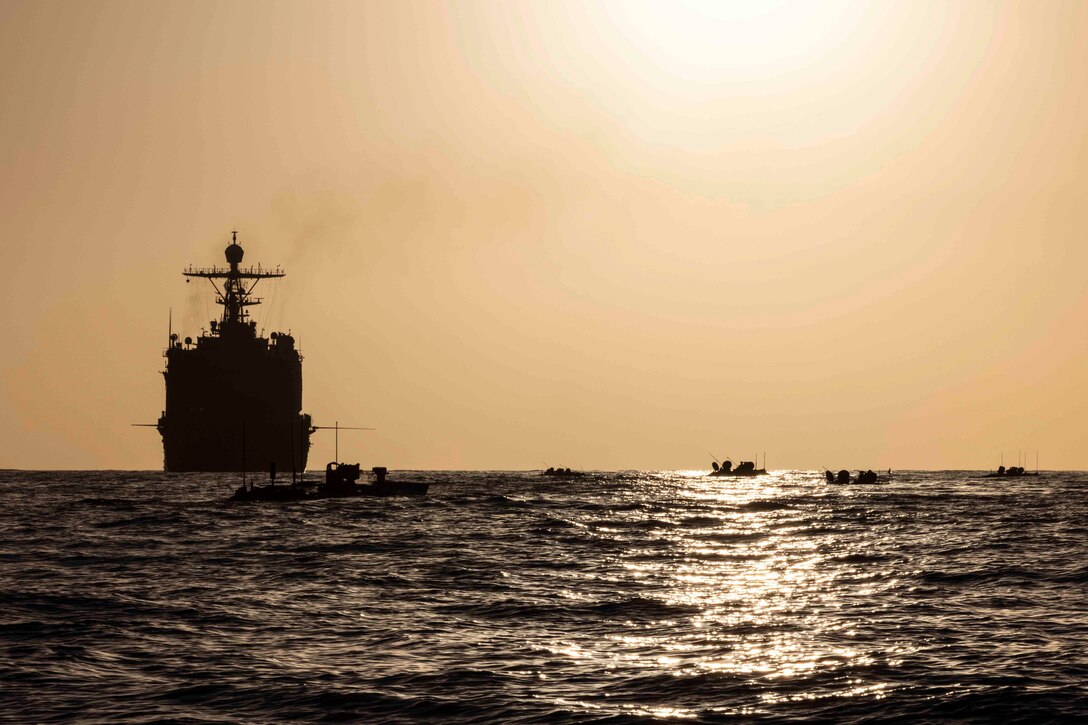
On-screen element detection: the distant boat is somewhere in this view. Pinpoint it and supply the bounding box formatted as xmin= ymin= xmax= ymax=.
xmin=709 ymin=460 xmax=766 ymax=477
xmin=542 ymin=467 xmax=586 ymax=478
xmin=825 ymin=470 xmax=882 ymax=485
xmin=977 ymin=465 xmax=1039 ymax=479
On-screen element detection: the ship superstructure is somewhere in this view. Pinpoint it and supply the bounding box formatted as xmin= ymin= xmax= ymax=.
xmin=157 ymin=232 xmax=311 ymax=472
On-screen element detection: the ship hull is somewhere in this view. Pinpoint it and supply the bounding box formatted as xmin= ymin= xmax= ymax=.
xmin=160 ymin=415 xmax=311 ymax=473
xmin=158 ymin=326 xmax=310 ymax=473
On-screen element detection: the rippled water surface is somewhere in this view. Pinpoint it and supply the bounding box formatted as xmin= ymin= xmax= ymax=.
xmin=2 ymin=470 xmax=1087 ymax=722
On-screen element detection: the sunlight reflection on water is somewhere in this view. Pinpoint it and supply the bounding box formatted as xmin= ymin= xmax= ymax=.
xmin=572 ymin=470 xmax=902 ymax=699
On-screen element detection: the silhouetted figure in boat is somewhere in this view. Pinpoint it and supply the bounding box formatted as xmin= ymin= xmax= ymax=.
xmin=710 ymin=458 xmax=766 ymax=476
xmin=323 ymin=461 xmax=361 ymax=495
xmin=989 ymin=465 xmax=1028 ymax=477
xmin=825 ymin=470 xmax=835 ymax=484
xmin=544 ymin=467 xmax=584 ymax=478
xmin=837 ymin=469 xmax=851 ymax=484
xmin=856 ymin=470 xmax=878 ymax=485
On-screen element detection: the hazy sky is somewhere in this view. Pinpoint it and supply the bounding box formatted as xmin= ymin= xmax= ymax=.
xmin=2 ymin=0 xmax=1087 ymax=470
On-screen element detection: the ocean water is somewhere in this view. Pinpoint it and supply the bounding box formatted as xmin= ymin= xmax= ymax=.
xmin=1 ymin=469 xmax=1087 ymax=723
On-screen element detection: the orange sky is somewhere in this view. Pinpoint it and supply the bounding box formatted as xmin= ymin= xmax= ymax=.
xmin=2 ymin=0 xmax=1087 ymax=470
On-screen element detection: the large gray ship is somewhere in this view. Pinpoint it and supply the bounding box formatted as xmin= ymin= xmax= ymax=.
xmin=155 ymin=232 xmax=311 ymax=472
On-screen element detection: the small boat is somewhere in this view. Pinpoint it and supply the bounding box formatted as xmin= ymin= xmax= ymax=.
xmin=709 ymin=460 xmax=766 ymax=477
xmin=232 ymin=462 xmax=427 ymax=501
xmin=542 ymin=467 xmax=586 ymax=478
xmin=825 ymin=469 xmax=882 ymax=485
xmin=977 ymin=466 xmax=1039 ymax=479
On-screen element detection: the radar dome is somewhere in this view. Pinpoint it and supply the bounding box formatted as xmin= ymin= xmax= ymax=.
xmin=225 ymin=243 xmax=244 ymax=265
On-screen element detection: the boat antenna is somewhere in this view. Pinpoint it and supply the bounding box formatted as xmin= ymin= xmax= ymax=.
xmin=311 ymin=423 xmax=376 ymax=465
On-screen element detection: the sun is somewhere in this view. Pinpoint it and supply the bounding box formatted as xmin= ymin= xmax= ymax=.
xmin=593 ymin=0 xmax=870 ymax=83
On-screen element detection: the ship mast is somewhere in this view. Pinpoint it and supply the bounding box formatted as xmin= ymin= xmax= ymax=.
xmin=182 ymin=231 xmax=285 ymax=334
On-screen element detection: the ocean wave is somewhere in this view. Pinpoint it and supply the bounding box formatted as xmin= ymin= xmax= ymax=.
xmin=2 ymin=469 xmax=1087 ymax=722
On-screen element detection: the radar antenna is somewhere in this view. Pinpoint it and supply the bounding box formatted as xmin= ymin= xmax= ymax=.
xmin=182 ymin=231 xmax=285 ymax=334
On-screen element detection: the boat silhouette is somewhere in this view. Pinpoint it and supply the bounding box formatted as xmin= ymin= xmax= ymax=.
xmin=152 ymin=232 xmax=312 ymax=472
xmin=231 ymin=463 xmax=427 ymax=502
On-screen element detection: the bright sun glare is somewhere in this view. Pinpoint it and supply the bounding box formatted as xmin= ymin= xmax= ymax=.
xmin=598 ymin=0 xmax=867 ymax=81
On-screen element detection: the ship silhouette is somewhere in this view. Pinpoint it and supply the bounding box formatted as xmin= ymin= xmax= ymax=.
xmin=155 ymin=232 xmax=311 ymax=472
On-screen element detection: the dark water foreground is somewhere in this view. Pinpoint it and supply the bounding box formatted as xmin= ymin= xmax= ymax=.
xmin=1 ymin=470 xmax=1086 ymax=723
